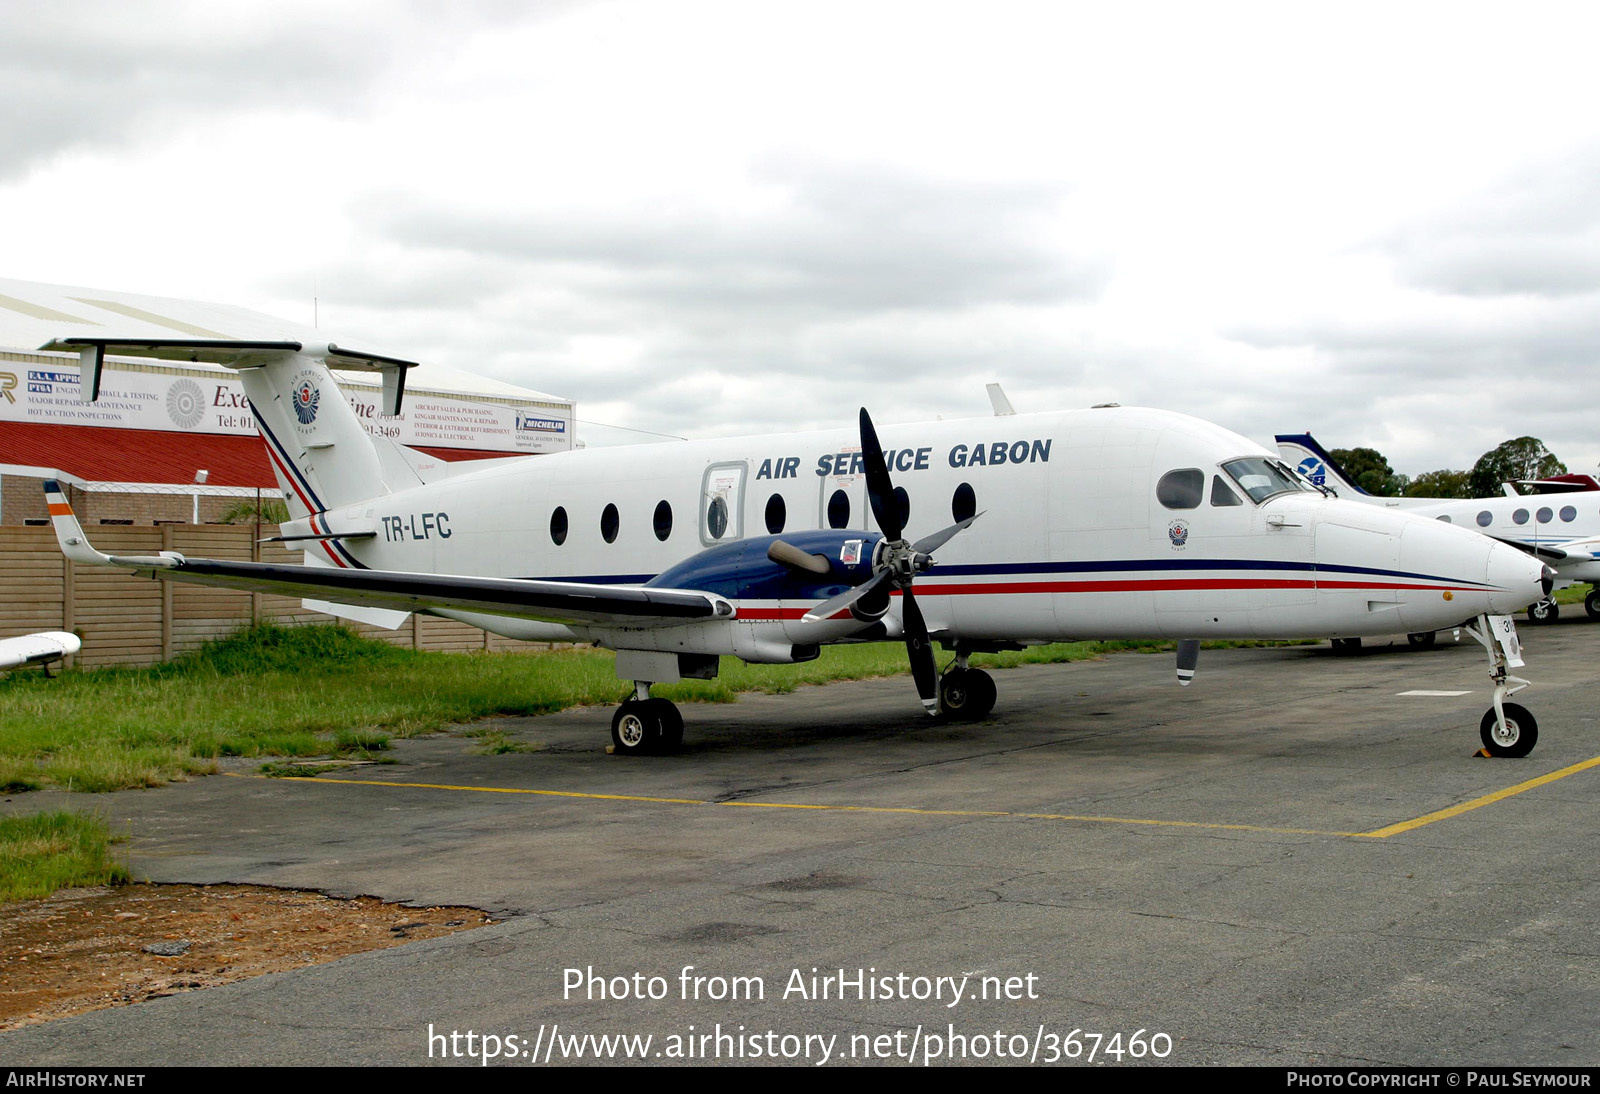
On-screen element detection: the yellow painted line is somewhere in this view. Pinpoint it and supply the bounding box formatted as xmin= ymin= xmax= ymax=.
xmin=227 ymin=753 xmax=1600 ymax=840
xmin=222 ymin=772 xmax=1358 ymax=836
xmin=224 ymin=772 xmax=705 ymax=805
xmin=1357 ymin=754 xmax=1600 ymax=838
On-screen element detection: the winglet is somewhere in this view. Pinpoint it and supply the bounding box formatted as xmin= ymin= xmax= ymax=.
xmin=41 ymin=481 xmax=179 ymax=570
xmin=43 ymin=480 xmax=113 ymax=565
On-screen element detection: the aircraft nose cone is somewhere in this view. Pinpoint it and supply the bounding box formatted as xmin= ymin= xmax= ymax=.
xmin=1485 ymin=540 xmax=1548 ymax=615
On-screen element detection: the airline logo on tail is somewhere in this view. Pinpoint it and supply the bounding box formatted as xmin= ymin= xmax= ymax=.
xmin=1296 ymin=456 xmax=1328 ymax=488
xmin=292 ymin=372 xmax=321 ymax=425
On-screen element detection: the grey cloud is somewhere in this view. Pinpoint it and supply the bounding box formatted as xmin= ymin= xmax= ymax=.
xmin=1380 ymin=144 xmax=1600 ymax=298
xmin=0 ymin=2 xmax=551 ymax=181
xmin=368 ymin=159 xmax=1113 ymax=315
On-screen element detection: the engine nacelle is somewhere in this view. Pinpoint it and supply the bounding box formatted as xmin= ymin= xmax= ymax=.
xmin=647 ymin=530 xmax=885 ymax=615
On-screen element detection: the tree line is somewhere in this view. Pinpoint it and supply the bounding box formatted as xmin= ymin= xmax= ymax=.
xmin=1329 ymin=437 xmax=1570 ymax=499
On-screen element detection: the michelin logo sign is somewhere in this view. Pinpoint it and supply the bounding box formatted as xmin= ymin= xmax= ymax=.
xmin=517 ymin=413 xmax=567 ymax=435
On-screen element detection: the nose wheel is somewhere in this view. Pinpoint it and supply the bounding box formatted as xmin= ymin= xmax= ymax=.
xmin=1479 ymin=702 xmax=1537 ymax=759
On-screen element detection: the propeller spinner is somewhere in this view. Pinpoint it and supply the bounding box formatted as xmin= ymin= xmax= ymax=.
xmin=802 ymin=408 xmax=979 ymax=715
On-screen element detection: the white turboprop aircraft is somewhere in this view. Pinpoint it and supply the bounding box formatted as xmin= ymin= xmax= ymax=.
xmin=0 ymin=630 xmax=80 ymax=675
xmin=41 ymin=338 xmax=1551 ymax=757
xmin=1278 ymin=433 xmax=1600 ymax=624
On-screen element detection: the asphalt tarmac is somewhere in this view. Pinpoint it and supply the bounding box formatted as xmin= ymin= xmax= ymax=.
xmin=3 ymin=621 xmax=1597 ymax=1067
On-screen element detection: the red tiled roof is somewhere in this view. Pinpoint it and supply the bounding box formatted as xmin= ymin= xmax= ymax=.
xmin=0 ymin=422 xmax=524 ymax=488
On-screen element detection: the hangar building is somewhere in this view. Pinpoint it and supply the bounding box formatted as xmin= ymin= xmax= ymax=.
xmin=0 ymin=277 xmax=574 ymax=526
xmin=0 ymin=277 xmax=575 ymax=666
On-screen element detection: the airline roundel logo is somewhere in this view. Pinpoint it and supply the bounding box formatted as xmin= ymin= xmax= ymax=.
xmin=1168 ymin=520 xmax=1189 ymax=548
xmin=1296 ymin=456 xmax=1327 ymax=487
xmin=292 ymin=373 xmax=321 ymax=426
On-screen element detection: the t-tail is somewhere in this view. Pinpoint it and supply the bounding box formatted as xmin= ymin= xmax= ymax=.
xmin=40 ymin=338 xmax=415 ymax=518
xmin=1275 ymin=432 xmax=1370 ymax=498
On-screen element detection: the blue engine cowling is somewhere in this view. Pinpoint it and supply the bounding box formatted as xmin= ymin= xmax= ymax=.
xmin=646 ymin=530 xmax=885 ymax=614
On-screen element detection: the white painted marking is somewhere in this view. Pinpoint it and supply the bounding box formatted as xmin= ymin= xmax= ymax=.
xmin=1397 ymin=690 xmax=1472 ymax=696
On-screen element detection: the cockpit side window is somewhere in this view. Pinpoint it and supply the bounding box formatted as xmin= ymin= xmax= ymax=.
xmin=1210 ymin=475 xmax=1243 ymax=507
xmin=1157 ymin=468 xmax=1205 ymax=509
xmin=1222 ymin=457 xmax=1305 ymax=504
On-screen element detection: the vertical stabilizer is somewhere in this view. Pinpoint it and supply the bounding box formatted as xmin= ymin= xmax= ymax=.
xmin=1275 ymin=433 xmax=1372 ymax=499
xmin=241 ymin=353 xmax=391 ymax=516
xmin=37 ymin=337 xmax=415 ymax=518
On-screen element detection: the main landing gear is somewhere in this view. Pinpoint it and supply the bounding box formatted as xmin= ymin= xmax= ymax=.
xmin=938 ymin=651 xmax=997 ymax=721
xmin=610 ymin=682 xmax=684 ymax=757
xmin=1586 ymin=587 xmax=1600 ymax=621
xmin=1465 ymin=613 xmax=1538 ymax=758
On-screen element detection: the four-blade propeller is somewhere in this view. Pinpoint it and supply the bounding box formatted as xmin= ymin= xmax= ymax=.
xmin=801 ymin=408 xmax=979 ymax=715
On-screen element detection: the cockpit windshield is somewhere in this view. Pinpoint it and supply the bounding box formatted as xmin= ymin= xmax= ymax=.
xmin=1222 ymin=457 xmax=1308 ymax=504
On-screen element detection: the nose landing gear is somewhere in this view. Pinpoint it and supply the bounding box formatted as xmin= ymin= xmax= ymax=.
xmin=1465 ymin=614 xmax=1537 ymax=758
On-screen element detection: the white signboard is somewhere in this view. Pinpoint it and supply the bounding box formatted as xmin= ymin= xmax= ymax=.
xmin=0 ymin=362 xmax=571 ymax=454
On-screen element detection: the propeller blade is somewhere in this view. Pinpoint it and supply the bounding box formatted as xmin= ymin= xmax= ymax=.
xmin=901 ymin=587 xmax=939 ymax=714
xmin=910 ymin=512 xmax=981 ymax=557
xmin=767 ymin=539 xmax=832 ymax=575
xmin=1176 ymin=639 xmax=1200 ymax=686
xmin=859 ymin=408 xmax=902 ymax=542
xmin=802 ymin=570 xmax=889 ymax=623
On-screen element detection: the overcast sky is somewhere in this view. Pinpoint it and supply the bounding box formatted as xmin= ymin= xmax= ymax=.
xmin=6 ymin=0 xmax=1600 ymax=474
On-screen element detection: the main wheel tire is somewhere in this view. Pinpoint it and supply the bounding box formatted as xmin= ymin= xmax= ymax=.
xmin=1480 ymin=702 xmax=1538 ymax=758
xmin=652 ymin=699 xmax=684 ymax=750
xmin=1407 ymin=631 xmax=1437 ymax=649
xmin=940 ymin=668 xmax=996 ymax=720
xmin=1331 ymin=637 xmax=1362 ymax=654
xmin=610 ymin=702 xmax=662 ymax=756
xmin=1528 ymin=598 xmax=1559 ymax=624
xmin=1586 ymin=588 xmax=1600 ymax=621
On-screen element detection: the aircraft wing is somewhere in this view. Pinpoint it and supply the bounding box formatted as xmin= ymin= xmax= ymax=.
xmin=1488 ymin=534 xmax=1599 ymax=565
xmin=42 ymin=482 xmax=731 ymax=629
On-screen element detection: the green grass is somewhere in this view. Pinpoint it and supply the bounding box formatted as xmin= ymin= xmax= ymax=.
xmin=1553 ymin=584 xmax=1592 ymax=605
xmin=0 ymin=812 xmax=130 ymax=902
xmin=0 ymin=622 xmax=1169 ymax=793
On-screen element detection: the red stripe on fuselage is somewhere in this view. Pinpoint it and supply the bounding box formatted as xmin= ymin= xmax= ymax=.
xmin=731 ymin=576 xmax=1485 ymax=620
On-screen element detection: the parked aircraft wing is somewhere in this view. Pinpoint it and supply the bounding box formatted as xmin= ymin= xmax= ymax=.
xmin=42 ymin=482 xmax=731 ymax=628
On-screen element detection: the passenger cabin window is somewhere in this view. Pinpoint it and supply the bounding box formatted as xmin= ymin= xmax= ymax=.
xmin=892 ymin=486 xmax=910 ymax=530
xmin=707 ymin=496 xmax=729 ymax=539
xmin=1537 ymin=507 xmax=1553 ymax=524
xmin=952 ymin=483 xmax=976 ymax=523
xmin=1221 ymin=458 xmax=1304 ymax=504
xmin=550 ymin=506 xmax=569 ymax=546
xmin=601 ymin=503 xmax=620 ymax=544
xmin=765 ymin=494 xmax=786 ymax=535
xmin=653 ymin=500 xmax=672 ymax=541
xmin=1210 ymin=476 xmax=1242 ymax=507
xmin=1513 ymin=509 xmax=1529 ymax=525
xmin=827 ymin=489 xmax=850 ymax=529
xmin=1437 ymin=515 xmax=1452 ymax=523
xmin=1157 ymin=468 xmax=1204 ymax=510
xmin=1477 ymin=511 xmax=1492 ymax=527
xmin=1561 ymin=506 xmax=1578 ymax=523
